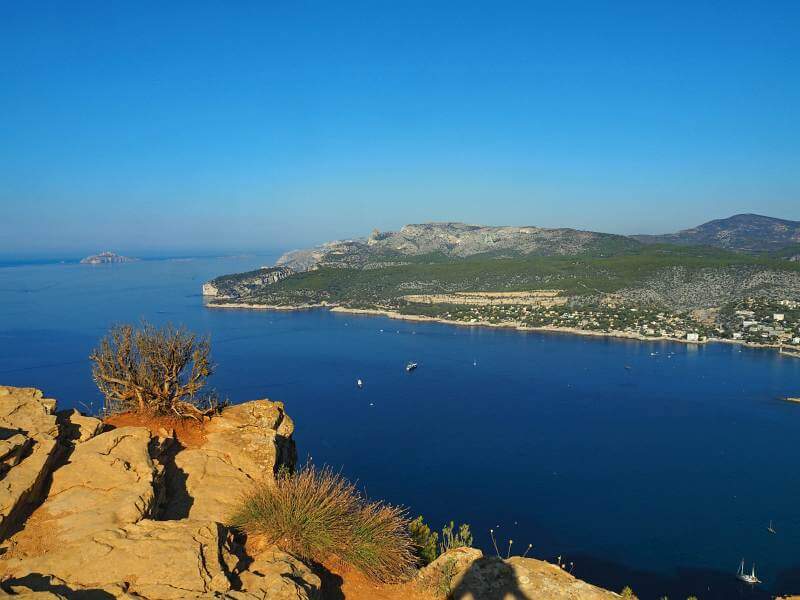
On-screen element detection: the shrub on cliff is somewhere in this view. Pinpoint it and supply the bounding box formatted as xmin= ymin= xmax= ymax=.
xmin=90 ymin=322 xmax=217 ymax=419
xmin=409 ymin=516 xmax=439 ymax=565
xmin=408 ymin=517 xmax=473 ymax=566
xmin=440 ymin=520 xmax=473 ymax=553
xmin=229 ymin=465 xmax=416 ymax=582
xmin=620 ymin=586 xmax=639 ymax=599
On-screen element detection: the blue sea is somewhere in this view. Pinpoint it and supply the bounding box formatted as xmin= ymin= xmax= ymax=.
xmin=1 ymin=256 xmax=799 ymax=599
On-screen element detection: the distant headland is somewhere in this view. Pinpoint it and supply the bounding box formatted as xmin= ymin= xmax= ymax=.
xmin=202 ymin=215 xmax=800 ymax=354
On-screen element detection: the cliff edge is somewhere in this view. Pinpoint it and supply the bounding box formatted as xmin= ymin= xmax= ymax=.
xmin=0 ymin=386 xmax=619 ymax=599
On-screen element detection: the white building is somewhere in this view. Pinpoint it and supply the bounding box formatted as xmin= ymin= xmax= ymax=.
xmin=774 ymin=313 xmax=785 ymax=321
xmin=686 ymin=332 xmax=700 ymax=342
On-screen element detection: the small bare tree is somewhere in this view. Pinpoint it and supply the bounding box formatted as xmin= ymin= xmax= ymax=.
xmin=90 ymin=322 xmax=217 ymax=419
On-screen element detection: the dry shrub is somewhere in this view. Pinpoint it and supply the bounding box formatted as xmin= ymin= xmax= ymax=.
xmin=229 ymin=465 xmax=415 ymax=582
xmin=90 ymin=322 xmax=218 ymax=419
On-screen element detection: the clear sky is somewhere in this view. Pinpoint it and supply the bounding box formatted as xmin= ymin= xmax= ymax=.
xmin=1 ymin=1 xmax=798 ymax=257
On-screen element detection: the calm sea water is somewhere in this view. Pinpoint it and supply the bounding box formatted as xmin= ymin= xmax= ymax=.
xmin=1 ymin=257 xmax=799 ymax=599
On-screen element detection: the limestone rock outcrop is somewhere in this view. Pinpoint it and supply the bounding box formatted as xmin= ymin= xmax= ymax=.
xmin=25 ymin=426 xmax=159 ymax=544
xmin=417 ymin=547 xmax=621 ymax=600
xmin=0 ymin=386 xmax=316 ymax=600
xmin=0 ymin=387 xmax=60 ymax=540
xmin=231 ymin=546 xmax=321 ymax=600
xmin=166 ymin=400 xmax=296 ymax=521
xmin=55 ymin=408 xmax=102 ymax=443
xmin=4 ymin=520 xmax=232 ymax=599
xmin=203 ymin=266 xmax=295 ymax=301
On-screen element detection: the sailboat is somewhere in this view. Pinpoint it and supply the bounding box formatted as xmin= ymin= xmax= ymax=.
xmin=736 ymin=559 xmax=761 ymax=584
xmin=357 ymin=379 xmax=363 ymax=389
xmin=768 ymin=520 xmax=776 ymax=534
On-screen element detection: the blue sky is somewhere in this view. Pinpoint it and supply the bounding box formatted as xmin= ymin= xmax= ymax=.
xmin=1 ymin=1 xmax=798 ymax=257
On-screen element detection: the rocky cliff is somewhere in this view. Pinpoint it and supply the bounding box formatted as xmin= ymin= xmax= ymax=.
xmin=203 ymin=266 xmax=295 ymax=300
xmin=0 ymin=385 xmax=314 ymax=599
xmin=275 ymin=223 xmax=637 ymax=271
xmin=277 ymin=215 xmax=800 ymax=274
xmin=0 ymin=386 xmax=622 ymax=599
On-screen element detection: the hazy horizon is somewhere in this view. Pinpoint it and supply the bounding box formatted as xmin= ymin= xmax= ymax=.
xmin=2 ymin=1 xmax=799 ymax=256
xmin=3 ymin=211 xmax=800 ymax=263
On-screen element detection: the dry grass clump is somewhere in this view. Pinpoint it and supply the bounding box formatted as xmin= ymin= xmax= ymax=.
xmin=229 ymin=465 xmax=416 ymax=582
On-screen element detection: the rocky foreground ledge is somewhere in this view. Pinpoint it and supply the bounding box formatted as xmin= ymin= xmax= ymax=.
xmin=0 ymin=385 xmax=619 ymax=599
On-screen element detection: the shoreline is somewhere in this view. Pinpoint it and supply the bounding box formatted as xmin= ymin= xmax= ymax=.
xmin=205 ymin=301 xmax=797 ymax=356
xmin=204 ymin=301 xmax=329 ymax=311
xmin=331 ymin=307 xmax=713 ymax=346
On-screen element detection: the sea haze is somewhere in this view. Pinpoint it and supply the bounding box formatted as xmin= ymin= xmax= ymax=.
xmin=1 ymin=257 xmax=799 ymax=599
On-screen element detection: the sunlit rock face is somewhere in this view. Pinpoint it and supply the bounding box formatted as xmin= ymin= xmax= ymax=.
xmin=0 ymin=386 xmax=314 ymax=600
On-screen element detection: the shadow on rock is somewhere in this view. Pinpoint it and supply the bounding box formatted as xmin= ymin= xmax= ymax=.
xmin=448 ymin=556 xmax=527 ymax=600
xmin=308 ymin=561 xmax=345 ymax=600
xmin=1 ymin=573 xmax=116 ymax=599
xmin=148 ymin=436 xmax=194 ymax=520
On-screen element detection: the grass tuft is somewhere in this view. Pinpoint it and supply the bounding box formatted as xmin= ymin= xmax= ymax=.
xmin=229 ymin=464 xmax=416 ymax=582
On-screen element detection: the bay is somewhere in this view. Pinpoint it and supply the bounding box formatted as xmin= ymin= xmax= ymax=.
xmin=1 ymin=256 xmax=798 ymax=599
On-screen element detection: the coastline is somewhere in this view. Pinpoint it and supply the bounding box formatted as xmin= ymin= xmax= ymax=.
xmin=331 ymin=307 xmax=710 ymax=345
xmin=204 ymin=301 xmax=797 ymax=356
xmin=204 ymin=301 xmax=329 ymax=311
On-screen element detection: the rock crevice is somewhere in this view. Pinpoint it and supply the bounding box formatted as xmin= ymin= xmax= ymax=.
xmin=0 ymin=387 xmax=316 ymax=600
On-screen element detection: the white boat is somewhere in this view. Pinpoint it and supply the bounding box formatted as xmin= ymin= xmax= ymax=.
xmin=356 ymin=379 xmax=363 ymax=389
xmin=736 ymin=559 xmax=761 ymax=584
xmin=768 ymin=520 xmax=776 ymax=534
xmin=405 ymin=362 xmax=418 ymax=372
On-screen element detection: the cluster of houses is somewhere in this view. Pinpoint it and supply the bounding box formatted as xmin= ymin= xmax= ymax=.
xmin=429 ymin=302 xmax=712 ymax=341
xmin=723 ymin=298 xmax=800 ymax=346
xmin=407 ymin=295 xmax=800 ymax=349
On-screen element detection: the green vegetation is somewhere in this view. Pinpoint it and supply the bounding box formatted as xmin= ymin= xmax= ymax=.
xmin=210 ymin=244 xmax=799 ymax=308
xmin=208 ymin=238 xmax=800 ymax=348
xmin=90 ymin=322 xmax=218 ymax=419
xmin=440 ymin=521 xmax=473 ymax=553
xmin=408 ymin=516 xmax=439 ymax=566
xmin=408 ymin=516 xmax=474 ymax=566
xmin=229 ymin=464 xmax=416 ymax=582
xmin=769 ymin=243 xmax=800 ymax=260
xmin=620 ymin=586 xmax=639 ymax=599
xmin=435 ymin=558 xmax=459 ymax=597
